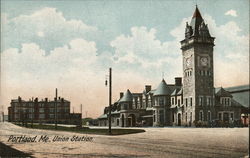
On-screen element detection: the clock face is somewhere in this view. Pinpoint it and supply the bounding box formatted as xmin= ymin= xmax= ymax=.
xmin=200 ymin=57 xmax=208 ymax=66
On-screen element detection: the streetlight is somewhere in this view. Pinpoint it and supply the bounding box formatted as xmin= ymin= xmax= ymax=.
xmin=105 ymin=68 xmax=112 ymax=135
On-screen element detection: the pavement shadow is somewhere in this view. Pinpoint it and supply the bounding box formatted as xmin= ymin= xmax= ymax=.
xmin=0 ymin=142 xmax=34 ymax=158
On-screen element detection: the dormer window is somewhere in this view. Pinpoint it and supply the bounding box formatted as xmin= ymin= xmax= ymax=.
xmin=172 ymin=97 xmax=175 ymax=105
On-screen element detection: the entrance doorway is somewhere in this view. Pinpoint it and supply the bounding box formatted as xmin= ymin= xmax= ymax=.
xmin=128 ymin=114 xmax=136 ymax=127
xmin=178 ymin=113 xmax=181 ymax=126
xmin=223 ymin=112 xmax=229 ymax=121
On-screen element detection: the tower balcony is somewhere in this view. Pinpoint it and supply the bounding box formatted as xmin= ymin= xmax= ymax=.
xmin=181 ymin=36 xmax=215 ymax=50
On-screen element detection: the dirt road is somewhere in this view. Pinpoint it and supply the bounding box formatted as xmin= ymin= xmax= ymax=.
xmin=0 ymin=122 xmax=248 ymax=158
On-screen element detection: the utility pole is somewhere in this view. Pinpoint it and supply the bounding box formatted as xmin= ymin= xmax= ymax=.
xmin=55 ymin=88 xmax=58 ymax=129
xmin=1 ymin=105 xmax=4 ymax=122
xmin=80 ymin=104 xmax=82 ymax=127
xmin=108 ymin=68 xmax=112 ymax=135
xmin=80 ymin=104 xmax=82 ymax=117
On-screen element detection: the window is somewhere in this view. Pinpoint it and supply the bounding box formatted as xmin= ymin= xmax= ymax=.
xmin=186 ymin=112 xmax=187 ymax=122
xmin=159 ymin=98 xmax=164 ymax=106
xmin=199 ymin=96 xmax=203 ymax=106
xmin=190 ymin=97 xmax=192 ymax=106
xmin=50 ymin=108 xmax=55 ymax=113
xmin=123 ymin=103 xmax=128 ymax=110
xmin=39 ymin=108 xmax=44 ymax=113
xmin=190 ymin=112 xmax=192 ymax=123
xmin=199 ymin=111 xmax=203 ymax=121
xmin=39 ymin=114 xmax=45 ymax=119
xmin=178 ymin=99 xmax=180 ymax=106
xmin=159 ymin=110 xmax=164 ymax=123
xmin=218 ymin=113 xmax=222 ymax=120
xmin=49 ymin=114 xmax=54 ymax=119
xmin=185 ymin=98 xmax=188 ymax=107
xmin=190 ymin=71 xmax=192 ymax=76
xmin=28 ymin=114 xmax=33 ymax=119
xmin=207 ymin=96 xmax=211 ymax=106
xmin=39 ymin=103 xmax=44 ymax=107
xmin=207 ymin=111 xmax=211 ymax=121
xmin=172 ymin=98 xmax=174 ymax=105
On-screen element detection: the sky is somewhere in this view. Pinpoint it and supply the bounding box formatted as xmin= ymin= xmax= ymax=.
xmin=0 ymin=0 xmax=249 ymax=118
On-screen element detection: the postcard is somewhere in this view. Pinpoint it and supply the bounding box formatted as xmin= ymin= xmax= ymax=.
xmin=0 ymin=0 xmax=249 ymax=157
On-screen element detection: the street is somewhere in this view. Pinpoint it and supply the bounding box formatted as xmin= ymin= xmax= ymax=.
xmin=0 ymin=122 xmax=248 ymax=158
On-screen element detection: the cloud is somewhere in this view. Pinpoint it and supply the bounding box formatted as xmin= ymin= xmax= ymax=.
xmin=110 ymin=26 xmax=182 ymax=80
xmin=37 ymin=31 xmax=45 ymax=37
xmin=2 ymin=7 xmax=97 ymax=51
xmin=225 ymin=9 xmax=237 ymax=17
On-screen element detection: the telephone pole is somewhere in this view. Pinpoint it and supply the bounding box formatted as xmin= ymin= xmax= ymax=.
xmin=108 ymin=68 xmax=112 ymax=135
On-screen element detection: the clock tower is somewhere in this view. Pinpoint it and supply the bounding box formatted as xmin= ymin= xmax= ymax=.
xmin=180 ymin=6 xmax=215 ymax=125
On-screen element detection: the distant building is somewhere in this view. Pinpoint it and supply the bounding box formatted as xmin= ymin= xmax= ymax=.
xmin=8 ymin=96 xmax=81 ymax=125
xmin=225 ymin=85 xmax=250 ymax=126
xmin=98 ymin=6 xmax=247 ymax=127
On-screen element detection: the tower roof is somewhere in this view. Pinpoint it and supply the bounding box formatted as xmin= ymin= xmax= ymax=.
xmin=119 ymin=89 xmax=133 ymax=102
xmin=190 ymin=6 xmax=204 ymax=36
xmin=192 ymin=5 xmax=202 ymax=18
xmin=153 ymin=79 xmax=171 ymax=96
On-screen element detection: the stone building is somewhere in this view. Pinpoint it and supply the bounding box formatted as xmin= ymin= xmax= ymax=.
xmin=98 ymin=6 xmax=246 ymax=127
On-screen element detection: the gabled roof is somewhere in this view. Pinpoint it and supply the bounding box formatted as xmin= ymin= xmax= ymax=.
xmin=119 ymin=89 xmax=133 ymax=102
xmin=216 ymin=87 xmax=232 ymax=97
xmin=177 ymin=88 xmax=183 ymax=95
xmin=170 ymin=88 xmax=179 ymax=96
xmin=153 ymin=79 xmax=171 ymax=96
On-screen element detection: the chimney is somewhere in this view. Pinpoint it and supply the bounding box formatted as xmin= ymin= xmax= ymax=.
xmin=120 ymin=92 xmax=124 ymax=99
xmin=55 ymin=88 xmax=58 ymax=100
xmin=175 ymin=77 xmax=182 ymax=86
xmin=145 ymin=85 xmax=151 ymax=93
xmin=18 ymin=96 xmax=21 ymax=102
xmin=45 ymin=98 xmax=48 ymax=102
xmin=35 ymin=98 xmax=38 ymax=102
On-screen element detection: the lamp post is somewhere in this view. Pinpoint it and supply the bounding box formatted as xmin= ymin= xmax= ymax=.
xmin=105 ymin=68 xmax=112 ymax=135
